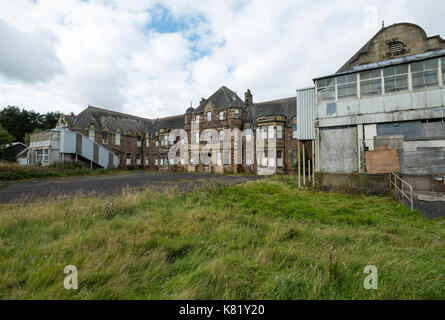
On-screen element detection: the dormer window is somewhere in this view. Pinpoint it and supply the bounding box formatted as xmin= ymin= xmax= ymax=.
xmin=234 ymin=109 xmax=240 ymax=119
xmin=102 ymin=131 xmax=109 ymax=144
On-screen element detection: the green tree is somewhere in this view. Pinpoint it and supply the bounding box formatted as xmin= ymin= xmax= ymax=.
xmin=0 ymin=125 xmax=14 ymax=160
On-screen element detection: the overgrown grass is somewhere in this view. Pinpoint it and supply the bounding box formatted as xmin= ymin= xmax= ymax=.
xmin=0 ymin=176 xmax=443 ymax=299
xmin=0 ymin=162 xmax=129 ymax=181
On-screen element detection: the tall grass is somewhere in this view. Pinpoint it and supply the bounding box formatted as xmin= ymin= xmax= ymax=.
xmin=0 ymin=162 xmax=125 ymax=181
xmin=0 ymin=176 xmax=443 ymax=299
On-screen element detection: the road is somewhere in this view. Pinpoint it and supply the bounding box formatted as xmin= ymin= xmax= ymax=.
xmin=0 ymin=172 xmax=263 ymax=203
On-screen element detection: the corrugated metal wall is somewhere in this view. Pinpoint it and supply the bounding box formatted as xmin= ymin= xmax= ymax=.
xmin=296 ymin=87 xmax=316 ymax=140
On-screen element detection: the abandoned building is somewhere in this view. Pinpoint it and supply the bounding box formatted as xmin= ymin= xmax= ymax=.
xmin=27 ymin=22 xmax=445 ymax=189
xmin=49 ymin=86 xmax=298 ymax=174
xmin=312 ymin=22 xmax=445 ymax=192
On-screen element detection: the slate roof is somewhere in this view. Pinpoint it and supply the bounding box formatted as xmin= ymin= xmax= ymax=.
xmin=247 ymin=97 xmax=296 ymax=127
xmin=71 ymin=106 xmax=152 ymax=134
xmin=193 ymin=86 xmax=244 ymax=113
xmin=148 ymin=115 xmax=184 ymax=137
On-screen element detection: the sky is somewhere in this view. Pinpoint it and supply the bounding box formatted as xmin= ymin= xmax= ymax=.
xmin=0 ymin=0 xmax=443 ymax=119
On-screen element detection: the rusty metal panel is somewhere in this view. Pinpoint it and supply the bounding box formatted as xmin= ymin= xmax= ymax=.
xmin=296 ymin=87 xmax=316 ymax=140
xmin=365 ymin=149 xmax=400 ymax=174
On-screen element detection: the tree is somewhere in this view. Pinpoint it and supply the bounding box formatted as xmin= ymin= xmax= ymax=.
xmin=0 ymin=125 xmax=14 ymax=160
xmin=0 ymin=106 xmax=62 ymax=143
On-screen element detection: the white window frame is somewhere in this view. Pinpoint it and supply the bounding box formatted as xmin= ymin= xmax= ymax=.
xmin=207 ymin=111 xmax=212 ymax=121
xmin=115 ymin=132 xmax=121 ymax=146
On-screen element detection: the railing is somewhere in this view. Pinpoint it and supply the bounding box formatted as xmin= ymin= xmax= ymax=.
xmin=389 ymin=172 xmax=414 ymax=211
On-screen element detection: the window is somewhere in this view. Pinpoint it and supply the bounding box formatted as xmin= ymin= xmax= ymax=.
xmin=88 ymin=128 xmax=95 ymax=141
xmin=102 ymin=131 xmax=109 ymax=144
xmin=207 ymin=111 xmax=212 ymax=121
xmin=277 ymin=151 xmax=283 ymax=167
xmin=160 ymin=158 xmax=164 ymax=166
xmin=337 ymin=74 xmax=357 ymax=99
xmin=126 ymin=153 xmax=131 ymax=165
xmin=317 ymin=77 xmax=336 ymax=102
xmin=155 ymin=140 xmax=159 ymax=147
xmin=219 ymin=111 xmax=225 ymax=120
xmin=411 ymin=58 xmax=439 ymax=90
xmin=155 ymin=159 xmax=158 ymax=165
xmin=383 ymin=64 xmax=408 ymax=93
xmin=136 ymin=153 xmax=141 ymax=165
xmin=145 ymin=155 xmax=149 ymax=165
xmin=442 ymin=58 xmax=445 ymax=84
xmin=234 ymin=109 xmax=240 ymax=118
xmin=136 ymin=135 xmax=142 ymax=147
xmin=246 ymin=151 xmax=252 ymax=166
xmin=292 ymin=124 xmax=297 ymax=139
xmin=219 ymin=130 xmax=224 ymax=141
xmin=224 ymin=150 xmax=230 ymax=165
xmin=115 ymin=132 xmax=121 ymax=146
xmin=360 ymin=70 xmax=382 ymax=97
xmin=277 ymin=125 xmax=283 ymax=139
xmin=268 ymin=125 xmax=275 ymax=139
xmin=168 ymin=134 xmax=175 ymax=145
xmin=246 ymin=130 xmax=252 ymax=142
xmin=291 ymin=150 xmax=298 ymax=166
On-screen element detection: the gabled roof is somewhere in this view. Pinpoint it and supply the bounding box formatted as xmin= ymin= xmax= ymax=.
xmin=337 ymin=23 xmax=445 ymax=73
xmin=193 ymin=86 xmax=244 ymax=113
xmin=148 ymin=115 xmax=184 ymax=137
xmin=71 ymin=106 xmax=152 ymax=134
xmin=247 ymin=97 xmax=296 ymax=127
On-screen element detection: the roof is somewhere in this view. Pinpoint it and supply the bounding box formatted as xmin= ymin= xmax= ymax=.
xmin=314 ymin=48 xmax=445 ymax=81
xmin=193 ymin=86 xmax=244 ymax=113
xmin=247 ymin=97 xmax=296 ymax=127
xmin=336 ymin=23 xmax=445 ymax=73
xmin=71 ymin=106 xmax=152 ymax=134
xmin=148 ymin=115 xmax=184 ymax=137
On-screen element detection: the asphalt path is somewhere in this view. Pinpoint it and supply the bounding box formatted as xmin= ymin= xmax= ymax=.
xmin=0 ymin=172 xmax=263 ymax=203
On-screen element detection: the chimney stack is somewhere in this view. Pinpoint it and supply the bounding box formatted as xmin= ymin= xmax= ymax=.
xmin=245 ymin=89 xmax=253 ymax=105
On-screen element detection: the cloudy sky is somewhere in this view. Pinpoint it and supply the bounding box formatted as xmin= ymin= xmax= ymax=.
xmin=0 ymin=0 xmax=443 ymax=118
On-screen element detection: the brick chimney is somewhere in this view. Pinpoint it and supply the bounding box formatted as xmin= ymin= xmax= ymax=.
xmin=244 ymin=89 xmax=253 ymax=105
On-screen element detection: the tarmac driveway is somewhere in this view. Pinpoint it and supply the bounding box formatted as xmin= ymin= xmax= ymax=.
xmin=0 ymin=172 xmax=263 ymax=203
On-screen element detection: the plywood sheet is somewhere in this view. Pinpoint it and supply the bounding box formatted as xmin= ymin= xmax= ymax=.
xmin=365 ymin=149 xmax=400 ymax=174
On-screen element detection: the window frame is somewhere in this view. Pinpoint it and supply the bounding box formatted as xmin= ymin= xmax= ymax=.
xmin=383 ymin=64 xmax=409 ymax=94
xmin=411 ymin=58 xmax=439 ymax=90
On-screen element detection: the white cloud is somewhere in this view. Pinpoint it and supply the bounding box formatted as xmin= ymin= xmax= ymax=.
xmin=0 ymin=0 xmax=442 ymax=118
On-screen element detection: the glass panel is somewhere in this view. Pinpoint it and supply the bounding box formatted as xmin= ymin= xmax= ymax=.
xmin=338 ymin=83 xmax=357 ymax=99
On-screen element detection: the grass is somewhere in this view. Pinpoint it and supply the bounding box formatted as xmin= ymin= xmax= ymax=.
xmin=0 ymin=162 xmax=130 ymax=182
xmin=0 ymin=176 xmax=443 ymax=299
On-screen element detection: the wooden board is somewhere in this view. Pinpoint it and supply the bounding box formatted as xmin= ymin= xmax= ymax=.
xmin=365 ymin=149 xmax=400 ymax=174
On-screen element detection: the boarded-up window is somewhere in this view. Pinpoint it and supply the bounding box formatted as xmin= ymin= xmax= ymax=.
xmin=365 ymin=149 xmax=400 ymax=174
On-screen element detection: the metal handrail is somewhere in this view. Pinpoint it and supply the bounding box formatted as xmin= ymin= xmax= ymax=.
xmin=389 ymin=172 xmax=414 ymax=211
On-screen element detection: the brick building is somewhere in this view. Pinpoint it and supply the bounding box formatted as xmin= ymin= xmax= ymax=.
xmin=60 ymin=86 xmax=298 ymax=174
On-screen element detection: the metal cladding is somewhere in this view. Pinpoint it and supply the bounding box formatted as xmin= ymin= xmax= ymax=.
xmin=296 ymin=87 xmax=316 ymax=140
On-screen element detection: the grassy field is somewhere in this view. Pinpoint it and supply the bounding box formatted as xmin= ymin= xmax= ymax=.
xmin=0 ymin=176 xmax=443 ymax=299
xmin=0 ymin=162 xmax=130 ymax=181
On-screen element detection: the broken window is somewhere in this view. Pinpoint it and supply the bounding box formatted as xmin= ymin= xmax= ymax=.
xmin=383 ymin=64 xmax=408 ymax=93
xmin=317 ymin=77 xmax=336 ymax=103
xmin=411 ymin=58 xmax=439 ymax=90
xmin=102 ymin=131 xmax=109 ymax=144
xmin=360 ymin=70 xmax=382 ymax=97
xmin=337 ymin=74 xmax=357 ymax=100
xmin=292 ymin=124 xmax=297 ymax=139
